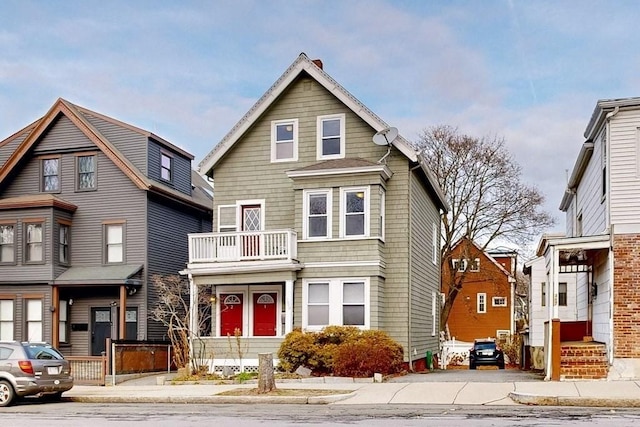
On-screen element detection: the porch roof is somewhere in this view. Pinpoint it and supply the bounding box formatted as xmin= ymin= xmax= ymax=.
xmin=536 ymin=234 xmax=610 ymax=257
xmin=51 ymin=264 xmax=143 ymax=286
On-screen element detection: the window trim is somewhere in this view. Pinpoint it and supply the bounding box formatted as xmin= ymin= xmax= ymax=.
xmin=40 ymin=155 xmax=61 ymax=193
xmin=103 ymin=221 xmax=125 ymax=264
xmin=160 ymin=152 xmax=173 ymax=183
xmin=302 ymin=278 xmax=370 ymax=331
xmin=75 ymin=153 xmax=97 ymax=191
xmin=58 ymin=221 xmax=71 ymax=266
xmin=339 ymin=186 xmax=370 ymax=238
xmin=24 ymin=221 xmax=45 ymax=264
xmin=316 ymin=113 xmax=346 ymax=160
xmin=25 ymin=298 xmax=43 ymax=342
xmin=558 ymin=282 xmax=568 ymax=307
xmin=379 ymin=188 xmax=386 ymax=242
xmin=541 ymin=282 xmax=546 ymax=307
xmin=432 ymin=223 xmax=438 ymax=265
xmin=303 ymin=189 xmax=332 ymax=240
xmin=477 ymin=293 xmax=487 ymax=314
xmin=0 ymin=298 xmax=14 ymax=341
xmin=0 ymin=222 xmax=16 ymax=265
xmin=271 ymin=119 xmax=299 ymax=162
xmin=492 ymin=296 xmax=507 ymax=307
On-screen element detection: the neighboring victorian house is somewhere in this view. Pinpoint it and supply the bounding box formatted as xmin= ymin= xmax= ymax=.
xmin=0 ymin=99 xmax=212 ymax=357
xmin=442 ymin=238 xmax=516 ymax=343
xmin=182 ymin=53 xmax=449 ymax=373
xmin=536 ymin=97 xmax=640 ymax=380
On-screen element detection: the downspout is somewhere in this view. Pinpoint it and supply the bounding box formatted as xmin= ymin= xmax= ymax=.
xmin=407 ymin=163 xmax=422 ymax=372
xmin=605 ymin=106 xmax=618 ymax=366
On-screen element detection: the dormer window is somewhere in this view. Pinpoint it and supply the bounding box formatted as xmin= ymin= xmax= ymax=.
xmin=317 ymin=114 xmax=345 ymax=160
xmin=161 ymin=153 xmax=173 ymax=182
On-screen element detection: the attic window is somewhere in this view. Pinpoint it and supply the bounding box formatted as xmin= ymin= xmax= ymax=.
xmin=161 ymin=153 xmax=173 ymax=182
xmin=317 ymin=114 xmax=345 ymax=160
xmin=42 ymin=157 xmax=60 ymax=192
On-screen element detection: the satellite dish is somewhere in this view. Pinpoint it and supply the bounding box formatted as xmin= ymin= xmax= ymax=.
xmin=372 ymin=127 xmax=398 ymax=146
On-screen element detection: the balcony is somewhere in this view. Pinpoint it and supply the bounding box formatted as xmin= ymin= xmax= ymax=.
xmin=187 ymin=229 xmax=298 ymax=266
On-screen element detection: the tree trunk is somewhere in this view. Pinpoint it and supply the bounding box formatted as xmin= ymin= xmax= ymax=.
xmin=257 ymin=353 xmax=277 ymax=393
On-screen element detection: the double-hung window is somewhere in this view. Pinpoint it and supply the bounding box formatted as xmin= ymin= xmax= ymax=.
xmin=42 ymin=157 xmax=60 ymax=192
xmin=304 ymin=189 xmax=331 ymax=239
xmin=271 ymin=119 xmax=298 ymax=162
xmin=25 ymin=222 xmax=43 ymax=263
xmin=0 ymin=224 xmax=15 ymax=264
xmin=104 ymin=223 xmax=124 ymax=263
xmin=77 ymin=154 xmax=96 ymax=190
xmin=59 ymin=300 xmax=68 ymax=343
xmin=303 ymin=279 xmax=369 ymax=330
xmin=59 ymin=223 xmax=70 ymax=265
xmin=161 ymin=153 xmax=173 ymax=182
xmin=558 ymin=282 xmax=568 ymax=306
xmin=317 ymin=114 xmax=345 ymax=159
xmin=0 ymin=299 xmax=13 ymax=340
xmin=477 ymin=293 xmax=487 ymax=314
xmin=341 ymin=187 xmax=369 ymax=238
xmin=26 ymin=299 xmax=43 ymax=342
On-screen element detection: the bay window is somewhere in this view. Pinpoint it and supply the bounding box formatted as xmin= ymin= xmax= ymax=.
xmin=303 ymin=278 xmax=369 ymax=330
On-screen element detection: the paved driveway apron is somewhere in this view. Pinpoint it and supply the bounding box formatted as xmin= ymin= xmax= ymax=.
xmin=387 ymin=368 xmax=545 ymax=383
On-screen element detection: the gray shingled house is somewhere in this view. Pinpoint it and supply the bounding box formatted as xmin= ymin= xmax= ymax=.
xmin=0 ymin=99 xmax=212 ymax=356
xmin=182 ymin=53 xmax=449 ymax=373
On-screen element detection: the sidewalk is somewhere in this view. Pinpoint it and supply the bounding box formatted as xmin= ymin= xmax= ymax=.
xmin=63 ymin=374 xmax=640 ymax=407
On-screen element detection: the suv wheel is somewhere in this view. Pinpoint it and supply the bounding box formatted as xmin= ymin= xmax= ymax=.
xmin=0 ymin=380 xmax=15 ymax=407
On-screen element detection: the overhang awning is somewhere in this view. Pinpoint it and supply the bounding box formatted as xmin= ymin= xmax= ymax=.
xmin=51 ymin=264 xmax=143 ymax=286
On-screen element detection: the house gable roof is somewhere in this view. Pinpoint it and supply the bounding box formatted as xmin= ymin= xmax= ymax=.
xmin=450 ymin=237 xmax=513 ymax=279
xmin=198 ymin=52 xmax=448 ymax=212
xmin=0 ymin=98 xmax=212 ymax=213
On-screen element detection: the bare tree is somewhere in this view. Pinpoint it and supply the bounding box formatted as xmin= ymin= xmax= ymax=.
xmin=415 ymin=126 xmax=554 ymax=333
xmin=149 ymin=274 xmax=213 ymax=373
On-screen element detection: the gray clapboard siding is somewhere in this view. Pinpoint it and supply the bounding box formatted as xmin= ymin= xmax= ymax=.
xmin=32 ymin=116 xmax=95 ymax=153
xmin=147 ymin=139 xmax=193 ymax=195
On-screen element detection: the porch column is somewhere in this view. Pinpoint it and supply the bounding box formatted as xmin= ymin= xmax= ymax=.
xmin=188 ymin=274 xmax=197 ymax=368
xmin=51 ymin=285 xmax=59 ymax=348
xmin=119 ymin=285 xmax=127 ymax=339
xmin=285 ymin=280 xmax=294 ymax=334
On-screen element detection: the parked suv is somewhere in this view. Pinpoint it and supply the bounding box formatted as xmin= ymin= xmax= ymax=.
xmin=0 ymin=341 xmax=73 ymax=407
xmin=469 ymin=339 xmax=505 ymax=370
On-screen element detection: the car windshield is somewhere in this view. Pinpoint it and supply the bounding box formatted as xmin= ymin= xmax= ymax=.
xmin=23 ymin=344 xmax=64 ymax=360
xmin=474 ymin=342 xmax=496 ymax=351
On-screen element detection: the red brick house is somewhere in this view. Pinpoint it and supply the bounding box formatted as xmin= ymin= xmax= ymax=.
xmin=442 ymin=238 xmax=516 ymax=342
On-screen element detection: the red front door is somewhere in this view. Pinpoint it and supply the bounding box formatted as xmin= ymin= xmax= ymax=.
xmin=253 ymin=293 xmax=277 ymax=336
xmin=220 ymin=294 xmax=243 ymax=336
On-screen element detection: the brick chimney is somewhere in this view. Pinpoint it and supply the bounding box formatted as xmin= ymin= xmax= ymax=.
xmin=311 ymin=59 xmax=323 ymax=69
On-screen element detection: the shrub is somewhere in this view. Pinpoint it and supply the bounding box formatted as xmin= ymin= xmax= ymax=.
xmin=278 ymin=327 xmax=404 ymax=377
xmin=332 ymin=330 xmax=404 ymax=377
xmin=501 ymin=334 xmax=522 ymax=366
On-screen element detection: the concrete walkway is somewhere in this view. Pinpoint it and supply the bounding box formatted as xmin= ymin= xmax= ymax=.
xmin=62 ymin=373 xmax=640 ymax=407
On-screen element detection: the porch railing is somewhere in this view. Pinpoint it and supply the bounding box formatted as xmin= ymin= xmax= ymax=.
xmin=67 ymin=355 xmax=107 ymax=386
xmin=188 ymin=229 xmax=297 ymax=263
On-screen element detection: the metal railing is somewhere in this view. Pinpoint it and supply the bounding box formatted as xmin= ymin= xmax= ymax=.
xmin=188 ymin=229 xmax=297 ymax=263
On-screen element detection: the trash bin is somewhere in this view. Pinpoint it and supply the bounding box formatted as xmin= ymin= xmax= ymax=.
xmin=426 ymin=351 xmax=433 ymax=370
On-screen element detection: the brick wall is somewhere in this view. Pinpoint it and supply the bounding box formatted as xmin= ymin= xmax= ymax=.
xmin=560 ymin=343 xmax=608 ymax=380
xmin=613 ymin=234 xmax=640 ymax=358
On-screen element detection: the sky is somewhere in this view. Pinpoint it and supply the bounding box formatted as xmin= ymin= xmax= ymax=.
xmin=1 ymin=0 xmax=639 ymax=242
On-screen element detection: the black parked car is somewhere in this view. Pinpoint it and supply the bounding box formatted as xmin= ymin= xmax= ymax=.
xmin=469 ymin=339 xmax=505 ymax=369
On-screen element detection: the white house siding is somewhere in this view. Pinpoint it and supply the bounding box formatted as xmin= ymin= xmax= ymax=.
xmin=574 ymin=127 xmax=607 ymax=236
xmin=526 ymin=257 xmax=547 ymax=347
xmin=609 ymin=110 xmax=640 ymax=229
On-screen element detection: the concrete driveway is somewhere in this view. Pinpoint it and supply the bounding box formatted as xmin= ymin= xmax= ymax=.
xmin=388 ymin=367 xmax=545 ymax=383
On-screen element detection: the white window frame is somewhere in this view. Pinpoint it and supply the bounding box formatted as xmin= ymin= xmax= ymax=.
xmin=161 ymin=152 xmax=173 ymax=182
xmin=340 ymin=186 xmax=370 ymax=238
xmin=431 ymin=291 xmax=437 ymax=336
xmin=25 ymin=222 xmax=44 ymax=263
xmin=217 ymin=200 xmax=266 ymax=233
xmin=218 ymin=204 xmax=239 ymax=232
xmin=0 ymin=299 xmax=14 ymax=340
xmin=303 ymin=189 xmax=332 ymax=239
xmin=316 ymin=113 xmax=345 ymax=160
xmin=379 ymin=188 xmax=386 ymax=241
xmin=302 ymin=278 xmax=370 ymax=331
xmin=432 ymin=223 xmax=438 ymax=265
xmin=76 ymin=153 xmax=97 ymax=191
xmin=541 ymin=282 xmax=546 ymax=307
xmin=104 ymin=223 xmax=125 ymax=264
xmin=26 ymin=299 xmax=43 ymax=341
xmin=492 ymin=296 xmax=507 ymax=307
xmin=452 ymin=258 xmax=480 ymax=272
xmin=558 ymin=282 xmax=568 ymax=307
xmin=477 ymin=293 xmax=487 ymax=314
xmin=271 ymin=119 xmax=298 ymax=162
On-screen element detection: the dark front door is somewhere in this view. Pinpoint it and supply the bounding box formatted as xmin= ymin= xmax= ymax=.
xmin=91 ymin=307 xmax=112 ymax=356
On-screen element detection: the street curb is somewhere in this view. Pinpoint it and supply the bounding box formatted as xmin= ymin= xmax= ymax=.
xmin=509 ymin=392 xmax=640 ymax=408
xmin=65 ymin=391 xmax=357 ymax=405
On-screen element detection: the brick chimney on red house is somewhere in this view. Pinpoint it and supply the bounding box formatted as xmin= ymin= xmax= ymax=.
xmin=311 ymin=59 xmax=323 ymax=69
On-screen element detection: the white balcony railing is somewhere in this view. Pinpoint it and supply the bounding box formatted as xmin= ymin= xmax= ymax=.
xmin=188 ymin=229 xmax=297 ymax=263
